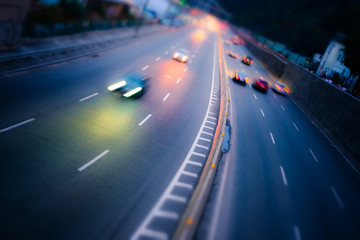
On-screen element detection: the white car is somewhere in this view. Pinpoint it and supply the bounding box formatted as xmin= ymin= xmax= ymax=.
xmin=173 ymin=49 xmax=189 ymax=63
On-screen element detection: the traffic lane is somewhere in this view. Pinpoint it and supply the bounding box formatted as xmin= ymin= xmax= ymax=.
xmin=226 ymin=75 xmax=297 ymax=239
xmin=113 ymin=32 xmax=218 ymax=239
xmin=225 ymin=42 xmax=360 ymax=238
xmin=260 ymin=93 xmax=360 ymax=238
xmin=0 ymin=24 xmax=196 ymax=129
xmin=0 ymin=31 xmax=217 ymax=239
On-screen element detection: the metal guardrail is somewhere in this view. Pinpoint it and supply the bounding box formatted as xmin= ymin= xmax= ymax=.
xmin=0 ymin=24 xmax=164 ymax=75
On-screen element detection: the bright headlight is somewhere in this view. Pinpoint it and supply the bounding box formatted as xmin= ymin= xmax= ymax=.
xmin=173 ymin=53 xmax=179 ymax=58
xmin=123 ymin=87 xmax=142 ymax=97
xmin=182 ymin=56 xmax=187 ymax=61
xmin=108 ymin=80 xmax=126 ymax=91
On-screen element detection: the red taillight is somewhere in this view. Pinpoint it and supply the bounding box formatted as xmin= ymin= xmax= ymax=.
xmin=284 ymin=88 xmax=290 ymax=93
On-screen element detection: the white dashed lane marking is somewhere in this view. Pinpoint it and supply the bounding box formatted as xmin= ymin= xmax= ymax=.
xmin=0 ymin=118 xmax=35 ymax=133
xmin=331 ymin=187 xmax=345 ymax=209
xmin=142 ymin=65 xmax=149 ymax=71
xmin=79 ymin=92 xmax=98 ymax=102
xmin=162 ymin=93 xmax=170 ymax=101
xmin=260 ymin=109 xmax=265 ymax=117
xmin=138 ymin=114 xmax=152 ymax=126
xmin=294 ymin=226 xmax=301 ymax=240
xmin=270 ymin=132 xmax=275 ymax=144
xmin=176 ymin=78 xmax=181 ymax=84
xmin=309 ymin=148 xmax=318 ymax=162
xmin=78 ymin=150 xmax=109 ymax=172
xmin=293 ymin=122 xmax=299 ymax=131
xmin=280 ymin=166 xmax=288 ymax=186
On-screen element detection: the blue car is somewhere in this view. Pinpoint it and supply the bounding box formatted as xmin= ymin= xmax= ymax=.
xmin=107 ymin=71 xmax=151 ymax=97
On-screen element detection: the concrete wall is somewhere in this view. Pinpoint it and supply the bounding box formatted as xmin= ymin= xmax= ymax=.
xmin=232 ymin=27 xmax=360 ymax=161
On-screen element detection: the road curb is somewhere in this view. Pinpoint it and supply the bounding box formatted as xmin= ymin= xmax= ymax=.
xmin=172 ymin=33 xmax=230 ymax=240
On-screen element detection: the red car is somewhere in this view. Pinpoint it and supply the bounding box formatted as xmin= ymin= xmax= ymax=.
xmin=253 ymin=78 xmax=269 ymax=92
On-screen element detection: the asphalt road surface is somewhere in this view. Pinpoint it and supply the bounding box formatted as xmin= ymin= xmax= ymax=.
xmin=0 ymin=25 xmax=220 ymax=240
xmin=198 ymin=29 xmax=360 ymax=240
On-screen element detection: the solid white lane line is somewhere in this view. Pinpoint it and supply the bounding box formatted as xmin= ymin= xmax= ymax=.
xmin=331 ymin=187 xmax=345 ymax=209
xmin=184 ymin=68 xmax=187 ymax=72
xmin=249 ymin=84 xmax=252 ymax=88
xmin=162 ymin=93 xmax=170 ymax=102
xmin=309 ymin=148 xmax=318 ymax=162
xmin=142 ymin=65 xmax=149 ymax=71
xmin=281 ymin=105 xmax=285 ymax=111
xmin=176 ymin=78 xmax=181 ymax=84
xmin=138 ymin=114 xmax=152 ymax=126
xmin=253 ymin=93 xmax=257 ymax=99
xmin=293 ymin=122 xmax=299 ymax=131
xmin=280 ymin=166 xmax=288 ymax=186
xmin=182 ymin=171 xmax=198 ymax=178
xmin=192 ymin=152 xmax=206 ymax=158
xmin=156 ymin=57 xmax=160 ymax=61
xmin=199 ymin=137 xmax=211 ymax=142
xmin=164 ymin=51 xmax=168 ymax=55
xmin=260 ymin=109 xmax=265 ymax=117
xmin=270 ymin=132 xmax=276 ymax=144
xmin=78 ymin=150 xmax=109 ymax=171
xmin=273 ymin=93 xmax=278 ymax=99
xmin=0 ymin=118 xmax=35 ymax=133
xmin=294 ymin=226 xmax=301 ymax=240
xmin=175 ymin=182 xmax=193 ymax=189
xmin=196 ymin=144 xmax=209 ymax=150
xmin=79 ymin=92 xmax=98 ymax=102
xmin=155 ymin=210 xmax=178 ymax=220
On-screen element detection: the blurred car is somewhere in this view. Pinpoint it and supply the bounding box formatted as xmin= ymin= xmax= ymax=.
xmin=242 ymin=55 xmax=253 ymax=65
xmin=253 ymin=78 xmax=269 ymax=92
xmin=272 ymin=82 xmax=289 ymax=95
xmin=228 ymin=51 xmax=238 ymax=58
xmin=194 ymin=29 xmax=205 ymax=39
xmin=107 ymin=71 xmax=151 ymax=97
xmin=230 ymin=35 xmax=245 ymax=45
xmin=232 ymin=70 xmax=248 ymax=85
xmin=173 ymin=49 xmax=189 ymax=63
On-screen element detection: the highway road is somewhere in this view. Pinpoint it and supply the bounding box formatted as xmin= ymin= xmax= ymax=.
xmin=0 ymin=24 xmax=220 ymax=240
xmin=1 ymin=19 xmax=360 ymax=240
xmin=198 ymin=29 xmax=360 ymax=240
